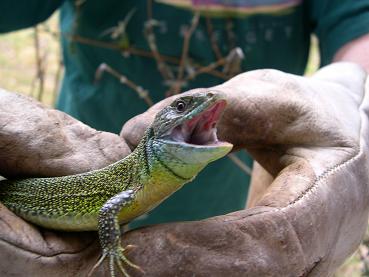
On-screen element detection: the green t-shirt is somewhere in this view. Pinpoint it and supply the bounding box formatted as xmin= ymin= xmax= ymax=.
xmin=1 ymin=0 xmax=369 ymax=228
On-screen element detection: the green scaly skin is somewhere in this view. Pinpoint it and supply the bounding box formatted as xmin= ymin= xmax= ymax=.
xmin=0 ymin=92 xmax=232 ymax=277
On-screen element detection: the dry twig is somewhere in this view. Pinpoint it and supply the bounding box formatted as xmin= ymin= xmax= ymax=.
xmin=52 ymin=58 xmax=64 ymax=105
xmin=205 ymin=16 xmax=223 ymax=60
xmin=223 ymin=47 xmax=245 ymax=77
xmin=144 ymin=0 xmax=174 ymax=80
xmin=167 ymin=11 xmax=200 ymax=96
xmin=70 ymin=35 xmax=228 ymax=79
xmin=95 ymin=63 xmax=153 ymax=107
xmin=32 ymin=26 xmax=46 ymax=102
xmin=227 ymin=153 xmax=252 ymax=176
xmin=72 ymin=6 xmax=250 ymax=176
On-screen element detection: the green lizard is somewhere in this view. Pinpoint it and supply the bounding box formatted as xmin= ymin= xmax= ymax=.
xmin=0 ymin=91 xmax=232 ymax=277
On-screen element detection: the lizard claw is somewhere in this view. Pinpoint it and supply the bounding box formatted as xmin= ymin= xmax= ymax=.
xmin=123 ymin=244 xmax=137 ymax=252
xmin=87 ymin=246 xmax=144 ymax=277
xmin=92 ymin=190 xmax=143 ymax=276
xmin=115 ymin=246 xmax=145 ymax=275
xmin=87 ymin=252 xmax=107 ymax=277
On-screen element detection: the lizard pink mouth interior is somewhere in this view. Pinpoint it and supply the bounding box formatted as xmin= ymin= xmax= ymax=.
xmin=170 ymin=100 xmax=227 ymax=145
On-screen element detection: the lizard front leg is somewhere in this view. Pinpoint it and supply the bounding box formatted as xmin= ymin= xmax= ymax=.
xmin=88 ymin=190 xmax=143 ymax=277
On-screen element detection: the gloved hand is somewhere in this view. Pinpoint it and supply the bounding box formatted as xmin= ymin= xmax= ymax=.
xmin=0 ymin=89 xmax=131 ymax=276
xmin=121 ymin=62 xmax=369 ymax=276
xmin=0 ymin=90 xmax=131 ymax=178
xmin=0 ymin=62 xmax=368 ymax=276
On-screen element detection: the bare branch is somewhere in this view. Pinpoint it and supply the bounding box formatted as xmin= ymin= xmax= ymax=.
xmin=205 ymin=16 xmax=223 ymax=60
xmin=184 ymin=56 xmax=227 ymax=82
xmin=227 ymin=153 xmax=252 ymax=176
xmin=95 ymin=63 xmax=153 ymax=107
xmin=70 ymin=35 xmax=227 ymax=79
xmin=223 ymin=47 xmax=245 ymax=77
xmin=144 ymin=0 xmax=174 ymax=81
xmin=225 ymin=18 xmax=236 ymax=51
xmin=167 ymin=11 xmax=200 ymax=96
xmin=33 ymin=26 xmax=46 ymax=102
xmin=52 ymin=58 xmax=64 ymax=106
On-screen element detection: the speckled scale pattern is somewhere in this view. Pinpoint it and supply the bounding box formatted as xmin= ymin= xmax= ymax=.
xmin=0 ymin=137 xmax=150 ymax=230
xmin=0 ymin=93 xmax=232 ymax=276
xmin=0 ymin=93 xmax=229 ymax=236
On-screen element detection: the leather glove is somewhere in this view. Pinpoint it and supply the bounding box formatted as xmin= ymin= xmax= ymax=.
xmin=0 ymin=89 xmax=131 ymax=178
xmin=0 ymin=89 xmax=131 ymax=276
xmin=121 ymin=62 xmax=369 ymax=276
xmin=0 ymin=62 xmax=368 ymax=276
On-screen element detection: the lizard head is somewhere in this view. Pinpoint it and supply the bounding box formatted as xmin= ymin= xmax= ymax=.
xmin=149 ymin=91 xmax=233 ymax=179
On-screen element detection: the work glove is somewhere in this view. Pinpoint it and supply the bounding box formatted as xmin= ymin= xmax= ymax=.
xmin=0 ymin=62 xmax=367 ymax=276
xmin=0 ymin=89 xmax=131 ymax=276
xmin=121 ymin=62 xmax=369 ymax=276
xmin=0 ymin=90 xmax=131 ymax=178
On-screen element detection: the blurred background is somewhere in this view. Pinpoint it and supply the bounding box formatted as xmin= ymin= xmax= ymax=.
xmin=0 ymin=13 xmax=62 ymax=107
xmin=0 ymin=12 xmax=368 ymax=277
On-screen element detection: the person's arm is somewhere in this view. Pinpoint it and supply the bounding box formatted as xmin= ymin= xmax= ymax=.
xmin=334 ymin=33 xmax=369 ymax=72
xmin=307 ymin=0 xmax=369 ymax=69
xmin=0 ymin=0 xmax=64 ymax=33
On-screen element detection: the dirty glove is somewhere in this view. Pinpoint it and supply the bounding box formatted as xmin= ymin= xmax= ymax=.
xmin=0 ymin=62 xmax=368 ymax=276
xmin=0 ymin=89 xmax=131 ymax=276
xmin=0 ymin=89 xmax=130 ymax=178
xmin=121 ymin=62 xmax=369 ymax=276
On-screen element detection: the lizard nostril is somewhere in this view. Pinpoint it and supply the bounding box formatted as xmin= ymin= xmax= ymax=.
xmin=206 ymin=92 xmax=214 ymax=97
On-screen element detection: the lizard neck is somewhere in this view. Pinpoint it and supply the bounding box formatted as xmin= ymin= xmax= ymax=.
xmin=102 ymin=131 xmax=152 ymax=192
xmin=135 ymin=128 xmax=206 ymax=202
xmin=102 ymin=127 xmax=207 ymax=202
xmin=112 ymin=129 xmax=197 ymax=223
xmin=109 ymin=128 xmax=210 ymax=224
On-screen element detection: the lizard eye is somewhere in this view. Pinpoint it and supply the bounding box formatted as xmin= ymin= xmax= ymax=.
xmin=175 ymin=100 xmax=187 ymax=112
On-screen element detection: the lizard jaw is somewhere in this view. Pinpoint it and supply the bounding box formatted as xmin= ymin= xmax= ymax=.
xmin=154 ymin=96 xmax=232 ymax=169
xmin=168 ymin=99 xmax=229 ymax=147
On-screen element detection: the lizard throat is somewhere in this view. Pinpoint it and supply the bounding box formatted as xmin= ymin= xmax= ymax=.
xmin=167 ymin=100 xmax=227 ymax=146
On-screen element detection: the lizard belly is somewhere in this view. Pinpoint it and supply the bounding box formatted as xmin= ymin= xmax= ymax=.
xmin=16 ymin=209 xmax=99 ymax=231
xmin=117 ymin=178 xmax=184 ymax=225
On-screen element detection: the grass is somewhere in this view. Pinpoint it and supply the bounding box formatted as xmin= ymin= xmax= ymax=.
xmin=0 ymin=14 xmax=366 ymax=277
xmin=0 ymin=13 xmax=61 ymax=106
xmin=336 ymin=226 xmax=369 ymax=277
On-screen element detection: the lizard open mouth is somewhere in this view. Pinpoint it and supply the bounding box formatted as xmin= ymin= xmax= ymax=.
xmin=155 ymin=93 xmax=233 ymax=165
xmin=169 ymin=100 xmax=228 ymax=146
